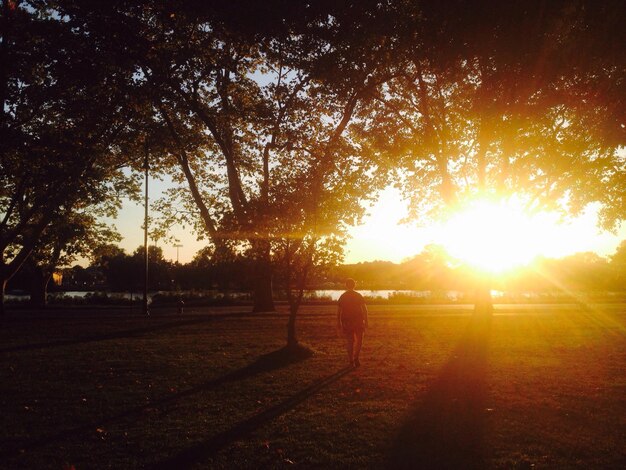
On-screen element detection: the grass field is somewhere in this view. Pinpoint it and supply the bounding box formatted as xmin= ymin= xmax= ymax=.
xmin=1 ymin=304 xmax=625 ymax=469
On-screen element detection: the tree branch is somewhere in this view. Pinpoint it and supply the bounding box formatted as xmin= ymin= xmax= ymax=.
xmin=158 ymin=105 xmax=220 ymax=240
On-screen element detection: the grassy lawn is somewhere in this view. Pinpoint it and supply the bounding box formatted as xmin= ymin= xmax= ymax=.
xmin=1 ymin=304 xmax=625 ymax=469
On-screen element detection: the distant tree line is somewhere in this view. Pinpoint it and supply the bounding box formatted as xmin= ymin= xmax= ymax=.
xmin=7 ymin=244 xmax=255 ymax=299
xmin=8 ymin=241 xmax=626 ymax=304
xmin=333 ymin=244 xmax=626 ymax=295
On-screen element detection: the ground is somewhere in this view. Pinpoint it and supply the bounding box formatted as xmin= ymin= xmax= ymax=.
xmin=1 ymin=303 xmax=625 ymax=469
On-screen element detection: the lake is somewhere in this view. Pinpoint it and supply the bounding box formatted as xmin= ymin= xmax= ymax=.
xmin=5 ymin=289 xmax=485 ymax=302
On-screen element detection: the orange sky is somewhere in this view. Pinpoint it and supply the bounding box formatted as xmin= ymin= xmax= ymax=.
xmin=109 ymin=185 xmax=626 ymax=266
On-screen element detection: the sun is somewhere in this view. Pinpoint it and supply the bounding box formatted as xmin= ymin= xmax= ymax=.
xmin=441 ymin=198 xmax=550 ymax=273
xmin=345 ymin=187 xmax=618 ymax=266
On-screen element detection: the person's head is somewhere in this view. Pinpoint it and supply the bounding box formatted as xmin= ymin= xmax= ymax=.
xmin=345 ymin=278 xmax=356 ymax=290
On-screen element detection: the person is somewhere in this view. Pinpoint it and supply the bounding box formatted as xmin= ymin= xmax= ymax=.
xmin=337 ymin=278 xmax=368 ymax=367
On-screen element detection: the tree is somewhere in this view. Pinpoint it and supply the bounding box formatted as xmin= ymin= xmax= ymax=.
xmin=0 ymin=1 xmax=142 ymax=314
xmin=140 ymin=5 xmax=373 ymax=313
xmin=609 ymin=240 xmax=626 ymax=290
xmin=91 ymin=245 xmax=135 ymax=293
xmin=59 ymin=2 xmax=400 ymax=330
xmin=60 ymin=265 xmax=105 ymax=291
xmin=81 ymin=1 xmax=409 ymax=351
xmin=610 ymin=240 xmax=626 ymax=266
xmin=131 ymin=245 xmax=173 ymax=291
xmin=272 ymin=216 xmax=346 ymax=348
xmin=360 ymin=1 xmax=626 ymax=313
xmin=403 ymin=244 xmax=456 ymax=292
xmin=23 ymin=214 xmax=120 ymax=308
xmin=186 ymin=244 xmax=252 ymax=291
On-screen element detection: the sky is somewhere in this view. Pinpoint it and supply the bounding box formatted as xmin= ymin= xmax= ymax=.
xmin=344 ymin=188 xmax=626 ymax=265
xmin=109 ymin=179 xmax=626 ymax=267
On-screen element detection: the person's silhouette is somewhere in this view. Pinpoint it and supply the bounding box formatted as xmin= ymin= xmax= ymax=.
xmin=336 ymin=278 xmax=368 ymax=367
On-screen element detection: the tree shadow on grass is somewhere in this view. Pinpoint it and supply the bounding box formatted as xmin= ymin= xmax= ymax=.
xmin=151 ymin=364 xmax=353 ymax=469
xmin=387 ymin=315 xmax=492 ymax=470
xmin=207 ymin=343 xmax=315 ymax=384
xmin=0 ymin=345 xmax=313 ymax=459
xmin=0 ymin=313 xmax=249 ymax=353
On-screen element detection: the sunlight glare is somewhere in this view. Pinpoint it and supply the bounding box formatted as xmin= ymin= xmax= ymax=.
xmin=442 ymin=198 xmax=553 ymax=273
xmin=344 ymin=188 xmax=625 ymax=265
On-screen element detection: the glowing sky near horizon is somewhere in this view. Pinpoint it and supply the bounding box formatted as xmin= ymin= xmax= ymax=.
xmin=346 ymin=188 xmax=626 ymax=265
xmin=108 ymin=183 xmax=626 ymax=267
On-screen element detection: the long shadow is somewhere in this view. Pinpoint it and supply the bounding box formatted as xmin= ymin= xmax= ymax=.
xmin=0 ymin=313 xmax=249 ymax=353
xmin=387 ymin=315 xmax=492 ymax=470
xmin=151 ymin=365 xmax=353 ymax=469
xmin=1 ymin=345 xmax=313 ymax=458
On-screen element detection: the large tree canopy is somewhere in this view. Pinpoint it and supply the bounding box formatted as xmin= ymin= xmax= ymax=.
xmin=0 ymin=0 xmax=147 ymax=313
xmin=354 ymin=0 xmax=625 ymax=311
xmin=2 ymin=0 xmax=624 ymax=325
xmin=56 ymin=1 xmax=405 ymax=334
xmin=362 ymin=0 xmax=625 ymax=218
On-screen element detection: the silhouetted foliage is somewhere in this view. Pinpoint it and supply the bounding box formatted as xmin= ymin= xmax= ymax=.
xmin=21 ymin=239 xmax=626 ymax=305
xmin=0 ymin=1 xmax=143 ymax=312
xmin=357 ymin=1 xmax=625 ymax=311
xmin=3 ymin=1 xmax=624 ymax=323
xmin=328 ymin=242 xmax=626 ymax=296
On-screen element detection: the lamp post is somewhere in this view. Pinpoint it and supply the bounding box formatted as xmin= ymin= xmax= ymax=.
xmin=143 ymin=144 xmax=150 ymax=317
xmin=173 ymin=243 xmax=182 ymax=264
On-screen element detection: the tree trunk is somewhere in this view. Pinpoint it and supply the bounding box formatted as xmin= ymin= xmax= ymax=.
xmin=0 ymin=278 xmax=6 ymax=316
xmin=30 ymin=268 xmax=50 ymax=309
xmin=252 ymin=257 xmax=275 ymax=312
xmin=0 ymin=261 xmax=9 ymax=316
xmin=474 ymin=278 xmax=493 ymax=316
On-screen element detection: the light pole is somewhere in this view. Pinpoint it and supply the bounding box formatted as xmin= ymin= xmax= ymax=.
xmin=143 ymin=144 xmax=150 ymax=317
xmin=173 ymin=243 xmax=182 ymax=264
